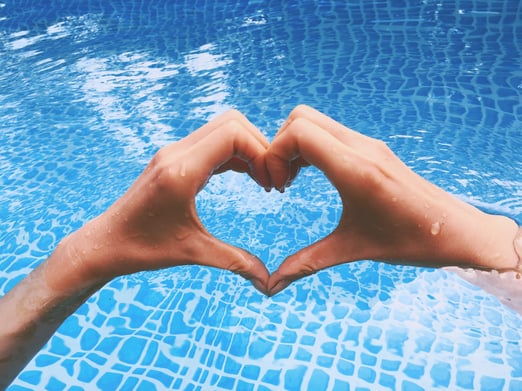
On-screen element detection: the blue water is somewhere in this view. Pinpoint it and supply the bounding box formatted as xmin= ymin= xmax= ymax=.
xmin=1 ymin=0 xmax=521 ymax=389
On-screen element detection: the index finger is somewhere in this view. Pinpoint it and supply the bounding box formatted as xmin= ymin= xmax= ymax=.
xmin=277 ymin=105 xmax=372 ymax=148
xmin=270 ymin=105 xmax=371 ymax=190
xmin=186 ymin=118 xmax=271 ymax=190
xmin=177 ymin=109 xmax=270 ymax=151
xmin=267 ymin=117 xmax=357 ymax=191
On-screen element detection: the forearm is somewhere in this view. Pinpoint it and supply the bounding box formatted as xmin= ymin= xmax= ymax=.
xmin=385 ymin=168 xmax=522 ymax=272
xmin=481 ymin=218 xmax=522 ymax=272
xmin=0 ymin=237 xmax=107 ymax=388
xmin=434 ymin=190 xmax=521 ymax=271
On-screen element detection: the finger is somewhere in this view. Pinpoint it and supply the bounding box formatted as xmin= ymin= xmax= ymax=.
xmin=285 ymin=158 xmax=303 ymax=189
xmin=150 ymin=118 xmax=269 ymax=194
xmin=157 ymin=110 xmax=270 ymax=188
xmin=270 ymin=105 xmax=389 ymax=190
xmin=268 ymin=232 xmax=350 ymax=296
xmin=175 ymin=109 xmax=270 ymax=153
xmin=212 ymin=157 xmax=250 ymax=175
xmin=267 ymin=117 xmax=359 ymax=191
xmin=187 ymin=231 xmax=270 ymax=294
xmin=277 ymin=105 xmax=371 ymax=147
xmin=184 ymin=119 xmax=270 ymax=189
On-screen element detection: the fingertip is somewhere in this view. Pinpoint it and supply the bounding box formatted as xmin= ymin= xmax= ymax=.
xmin=234 ymin=251 xmax=271 ymax=291
xmin=267 ymin=266 xmax=294 ymax=296
xmin=268 ymin=279 xmax=291 ymax=296
xmin=250 ymin=277 xmax=270 ymax=296
xmin=265 ymin=152 xmax=291 ymax=191
xmin=250 ymin=154 xmax=271 ymax=191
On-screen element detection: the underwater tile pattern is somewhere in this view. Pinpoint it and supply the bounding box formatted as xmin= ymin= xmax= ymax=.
xmin=0 ymin=0 xmax=521 ymax=389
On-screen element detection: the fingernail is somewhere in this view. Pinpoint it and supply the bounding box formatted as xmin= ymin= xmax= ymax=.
xmin=264 ymin=186 xmax=272 ymax=193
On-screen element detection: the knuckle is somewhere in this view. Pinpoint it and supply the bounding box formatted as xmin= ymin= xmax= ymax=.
xmin=149 ymin=151 xmax=188 ymax=191
xmin=359 ymin=159 xmax=388 ymax=188
xmin=372 ymin=139 xmax=393 ymax=155
xmin=224 ymin=108 xmax=243 ymax=119
xmin=289 ymin=104 xmax=312 ymax=120
xmin=225 ymin=257 xmax=249 ymax=276
xmin=222 ymin=118 xmax=244 ymax=138
xmin=284 ymin=117 xmax=309 ymax=138
xmin=151 ymin=145 xmax=169 ymax=166
xmin=223 ymin=120 xmax=246 ymax=153
xmin=221 ymin=109 xmax=248 ymax=127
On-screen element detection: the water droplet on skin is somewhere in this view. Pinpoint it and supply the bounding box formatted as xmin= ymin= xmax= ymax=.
xmin=392 ymin=197 xmax=398 ymax=203
xmin=430 ymin=222 xmax=441 ymax=235
xmin=180 ymin=163 xmax=186 ymax=177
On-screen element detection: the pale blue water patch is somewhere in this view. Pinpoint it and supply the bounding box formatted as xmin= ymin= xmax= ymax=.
xmin=1 ymin=0 xmax=521 ymax=390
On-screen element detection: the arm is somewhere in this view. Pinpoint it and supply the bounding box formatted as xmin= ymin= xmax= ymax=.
xmin=0 ymin=245 xmax=105 ymax=388
xmin=266 ymin=105 xmax=521 ymax=295
xmin=0 ymin=110 xmax=271 ymax=387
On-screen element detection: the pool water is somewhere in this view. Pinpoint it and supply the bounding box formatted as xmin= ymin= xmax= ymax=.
xmin=1 ymin=0 xmax=521 ymax=390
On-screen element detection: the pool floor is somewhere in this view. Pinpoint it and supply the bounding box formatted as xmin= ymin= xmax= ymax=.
xmin=0 ymin=0 xmax=521 ymax=389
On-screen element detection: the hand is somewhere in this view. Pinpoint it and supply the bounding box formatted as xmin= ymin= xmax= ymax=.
xmin=49 ymin=110 xmax=272 ymax=294
xmin=265 ymin=105 xmax=519 ymax=295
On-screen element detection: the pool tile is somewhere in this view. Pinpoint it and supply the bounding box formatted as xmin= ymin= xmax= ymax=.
xmin=4 ymin=1 xmax=522 ymax=390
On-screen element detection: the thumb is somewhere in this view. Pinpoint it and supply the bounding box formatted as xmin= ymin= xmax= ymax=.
xmin=268 ymin=232 xmax=351 ymax=296
xmin=190 ymin=232 xmax=271 ymax=295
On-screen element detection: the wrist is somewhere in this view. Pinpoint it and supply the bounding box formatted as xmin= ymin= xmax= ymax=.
xmin=469 ymin=213 xmax=520 ymax=272
xmin=44 ymin=218 xmax=116 ymax=294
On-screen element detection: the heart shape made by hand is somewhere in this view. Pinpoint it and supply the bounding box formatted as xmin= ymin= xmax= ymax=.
xmin=197 ymin=169 xmax=341 ymax=276
xmin=189 ymin=106 xmax=517 ymax=297
xmin=79 ymin=105 xmax=518 ymax=298
xmin=214 ymin=106 xmax=519 ymax=294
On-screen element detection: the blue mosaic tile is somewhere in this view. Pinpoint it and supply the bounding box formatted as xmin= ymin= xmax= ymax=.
xmin=510 ymin=380 xmax=522 ymax=391
xmin=456 ymin=370 xmax=475 ymax=390
xmin=430 ymin=362 xmax=451 ymax=387
xmin=1 ymin=0 xmax=521 ymax=389
xmin=481 ymin=376 xmax=506 ymax=391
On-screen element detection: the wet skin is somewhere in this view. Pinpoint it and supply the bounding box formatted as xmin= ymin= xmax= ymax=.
xmin=0 ymin=106 xmax=520 ymax=387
